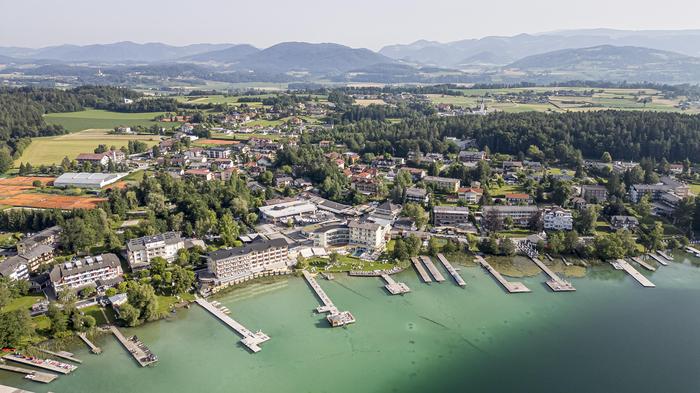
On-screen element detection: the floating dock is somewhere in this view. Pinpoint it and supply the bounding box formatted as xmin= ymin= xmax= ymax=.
xmin=380 ymin=274 xmax=410 ymax=295
xmin=630 ymin=256 xmax=656 ymax=271
xmin=0 ymin=383 xmax=36 ymax=392
xmin=109 ymin=326 xmax=158 ymax=367
xmin=420 ymin=256 xmax=446 ymax=282
xmin=657 ymin=251 xmax=674 ymax=261
xmin=410 ymin=257 xmax=432 ymax=283
xmin=436 ymin=253 xmax=466 ymax=286
xmin=530 ymin=257 xmax=576 ymax=292
xmin=3 ymin=354 xmax=76 ymax=375
xmin=613 ymin=259 xmax=655 ymax=288
xmin=0 ymin=361 xmax=58 ymax=384
xmin=685 ymin=246 xmax=700 ymax=257
xmin=37 ymin=349 xmax=81 ymax=364
xmin=302 ymin=271 xmax=355 ymax=327
xmin=475 ymin=256 xmax=530 ymax=293
xmin=195 ymin=298 xmax=270 ymax=353
xmin=647 ymin=253 xmax=668 ymax=266
xmin=77 ymin=332 xmax=102 ymax=354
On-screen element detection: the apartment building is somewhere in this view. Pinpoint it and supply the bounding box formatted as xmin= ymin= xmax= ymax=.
xmin=348 ymin=220 xmax=387 ymax=252
xmin=126 ymin=232 xmax=186 ymax=270
xmin=458 ymin=187 xmax=483 ymax=204
xmin=543 ymin=207 xmax=574 ymax=231
xmin=423 ymin=176 xmax=461 ymax=193
xmin=404 ymin=187 xmax=429 ymax=204
xmin=580 ymin=185 xmax=609 ymax=203
xmin=206 ymin=238 xmax=289 ymax=284
xmin=49 ymin=253 xmax=123 ymax=292
xmin=482 ymin=205 xmax=540 ymax=227
xmin=433 ymin=206 xmax=470 ymax=226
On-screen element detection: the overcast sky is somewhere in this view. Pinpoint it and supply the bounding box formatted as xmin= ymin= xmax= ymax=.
xmin=2 ymin=0 xmax=699 ymax=49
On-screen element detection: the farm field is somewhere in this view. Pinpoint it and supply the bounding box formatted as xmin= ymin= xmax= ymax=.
xmin=16 ymin=129 xmax=162 ymax=166
xmin=0 ymin=176 xmax=106 ymax=210
xmin=44 ymin=109 xmax=181 ymax=132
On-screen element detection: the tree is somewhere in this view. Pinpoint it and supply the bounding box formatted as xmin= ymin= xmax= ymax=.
xmin=576 ymin=206 xmax=598 ymax=235
xmin=218 ymin=213 xmax=239 ymax=247
xmin=0 ymin=150 xmax=12 ymax=174
xmin=127 ymin=282 xmax=159 ymax=322
xmin=428 ymin=237 xmax=441 ymax=256
xmin=500 ymin=238 xmax=516 ymax=256
xmin=119 ymin=303 xmax=141 ymax=327
xmin=635 ymin=194 xmax=652 ymax=218
xmin=640 ymin=221 xmax=665 ymax=251
xmin=171 ymin=265 xmax=195 ymax=295
xmin=0 ymin=310 xmax=33 ymax=347
xmin=601 ymin=151 xmax=612 ymax=163
xmin=402 ymin=203 xmax=428 ymax=228
xmin=527 ymin=145 xmax=545 ymax=161
xmin=47 ymin=303 xmax=68 ymax=336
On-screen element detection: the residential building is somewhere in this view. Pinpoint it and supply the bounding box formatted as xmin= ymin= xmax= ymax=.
xmin=458 ymin=187 xmax=483 ymax=204
xmin=75 ymin=150 xmax=125 ymax=166
xmin=0 ymin=256 xmax=29 ymax=281
xmin=433 ymin=206 xmax=470 ymax=226
xmin=14 ymin=244 xmax=55 ymax=273
xmin=348 ymin=220 xmax=387 ymax=252
xmin=351 ymin=177 xmax=381 ymax=195
xmin=458 ymin=150 xmax=486 ymax=162
xmin=581 ymin=185 xmax=608 ymax=203
xmin=482 ymin=205 xmax=540 ymax=227
xmin=505 ymin=193 xmax=532 ymax=205
xmin=405 ymin=187 xmax=429 ymax=204
xmin=275 ymin=176 xmax=294 ymax=188
xmin=424 ymin=176 xmax=460 ymax=193
xmin=17 ymin=226 xmax=62 ymax=254
xmin=204 ymin=147 xmax=232 ymax=159
xmin=205 ymin=238 xmax=289 ymax=285
xmin=126 ymin=232 xmax=186 ymax=270
xmin=305 ymin=223 xmax=350 ymax=248
xmin=184 ymin=169 xmax=213 ymax=181
xmin=543 ymin=207 xmax=573 ymax=231
xmin=49 ymin=253 xmax=123 ymax=291
xmin=398 ymin=167 xmax=426 ymax=181
xmin=610 ymin=215 xmax=640 ymax=230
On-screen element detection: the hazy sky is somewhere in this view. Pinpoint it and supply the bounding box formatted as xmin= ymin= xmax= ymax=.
xmin=2 ymin=0 xmax=699 ymax=49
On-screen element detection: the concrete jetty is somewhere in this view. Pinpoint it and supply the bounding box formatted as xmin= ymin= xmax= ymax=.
xmin=420 ymin=256 xmax=446 ymax=282
xmin=475 ymin=255 xmax=530 ymax=293
xmin=410 ymin=257 xmax=432 ymax=283
xmin=613 ymin=259 xmax=655 ymax=288
xmin=302 ymin=271 xmax=355 ymax=327
xmin=195 ymin=298 xmax=270 ymax=353
xmin=631 ymin=256 xmax=656 ymax=271
xmin=3 ymin=354 xmax=76 ymax=375
xmin=77 ymin=332 xmax=102 ymax=354
xmin=657 ymin=251 xmax=674 ymax=261
xmin=647 ymin=253 xmax=668 ymax=266
xmin=380 ymin=274 xmax=410 ymax=295
xmin=0 ymin=383 xmax=36 ymax=392
xmin=530 ymin=257 xmax=576 ymax=292
xmin=436 ymin=253 xmax=466 ymax=286
xmin=0 ymin=362 xmax=58 ymax=384
xmin=109 ymin=326 xmax=158 ymax=367
xmin=37 ymin=349 xmax=81 ymax=364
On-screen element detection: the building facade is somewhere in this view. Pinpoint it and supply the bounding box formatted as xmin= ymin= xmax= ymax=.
xmin=206 ymin=238 xmax=289 ymax=284
xmin=423 ymin=176 xmax=461 ymax=193
xmin=49 ymin=253 xmax=123 ymax=291
xmin=543 ymin=207 xmax=573 ymax=231
xmin=433 ymin=206 xmax=470 ymax=226
xmin=126 ymin=232 xmax=186 ymax=269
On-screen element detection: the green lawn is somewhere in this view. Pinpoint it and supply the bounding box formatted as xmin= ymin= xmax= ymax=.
xmin=3 ymin=295 xmax=44 ymax=313
xmin=45 ymin=109 xmax=181 ymax=132
xmin=210 ymin=132 xmax=283 ymax=141
xmin=156 ymin=293 xmax=195 ymax=316
xmin=488 ymin=183 xmax=525 ymax=197
xmin=307 ymin=255 xmax=394 ymax=272
xmin=16 ymin=129 xmax=161 ymax=166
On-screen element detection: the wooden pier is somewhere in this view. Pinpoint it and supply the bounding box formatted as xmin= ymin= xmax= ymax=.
xmin=436 ymin=253 xmax=466 ymax=286
xmin=77 ymin=332 xmax=102 ymax=354
xmin=420 ymin=256 xmax=446 ymax=282
xmin=475 ymin=256 xmax=531 ymax=293
xmin=410 ymin=257 xmax=432 ymax=283
xmin=530 ymin=257 xmax=576 ymax=292
xmin=657 ymin=251 xmax=674 ymax=261
xmin=195 ymin=298 xmax=270 ymax=353
xmin=685 ymin=246 xmax=700 ymax=257
xmin=631 ymin=256 xmax=656 ymax=271
xmin=0 ymin=383 xmax=36 ymax=392
xmin=613 ymin=259 xmax=655 ymax=288
xmin=380 ymin=274 xmax=410 ymax=295
xmin=647 ymin=253 xmax=668 ymax=266
xmin=109 ymin=326 xmax=158 ymax=367
xmin=302 ymin=271 xmax=355 ymax=327
xmin=37 ymin=349 xmax=81 ymax=364
xmin=0 ymin=361 xmax=58 ymax=384
xmin=3 ymin=354 xmax=76 ymax=375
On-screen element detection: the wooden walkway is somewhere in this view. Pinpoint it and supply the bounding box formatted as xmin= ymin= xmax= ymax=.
xmin=410 ymin=257 xmax=432 ymax=283
xmin=475 ymin=256 xmax=530 ymax=293
xmin=0 ymin=383 xmax=36 ymax=392
xmin=0 ymin=362 xmax=58 ymax=384
xmin=657 ymin=251 xmax=674 ymax=261
xmin=195 ymin=298 xmax=270 ymax=353
xmin=302 ymin=271 xmax=355 ymax=327
xmin=380 ymin=274 xmax=410 ymax=295
xmin=436 ymin=253 xmax=465 ymax=286
xmin=37 ymin=349 xmax=81 ymax=364
xmin=3 ymin=354 xmax=76 ymax=375
xmin=109 ymin=326 xmax=158 ymax=367
xmin=614 ymin=259 xmax=655 ymax=288
xmin=420 ymin=256 xmax=446 ymax=282
xmin=631 ymin=256 xmax=656 ymax=271
xmin=647 ymin=253 xmax=668 ymax=266
xmin=530 ymin=257 xmax=576 ymax=292
xmin=77 ymin=332 xmax=102 ymax=354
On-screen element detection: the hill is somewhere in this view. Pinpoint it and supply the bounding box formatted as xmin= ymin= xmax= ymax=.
xmin=179 ymin=44 xmax=260 ymax=62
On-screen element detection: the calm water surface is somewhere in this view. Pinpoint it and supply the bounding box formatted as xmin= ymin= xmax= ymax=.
xmin=3 ymin=252 xmax=700 ymax=393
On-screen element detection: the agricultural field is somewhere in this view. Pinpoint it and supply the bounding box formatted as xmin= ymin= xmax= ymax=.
xmin=16 ymin=129 xmax=162 ymax=166
xmin=44 ymin=109 xmax=182 ymax=132
xmin=0 ymin=176 xmax=106 ymax=210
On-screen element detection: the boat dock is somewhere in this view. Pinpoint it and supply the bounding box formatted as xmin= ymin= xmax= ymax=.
xmin=77 ymin=332 xmax=102 ymax=354
xmin=420 ymin=256 xmax=446 ymax=282
xmin=648 ymin=253 xmax=669 ymax=266
xmin=302 ymin=270 xmax=355 ymax=327
xmin=380 ymin=274 xmax=410 ymax=295
xmin=0 ymin=361 xmax=58 ymax=384
xmin=631 ymin=256 xmax=656 ymax=271
xmin=410 ymin=257 xmax=432 ymax=283
xmin=530 ymin=257 xmax=576 ymax=292
xmin=3 ymin=354 xmax=76 ymax=375
xmin=195 ymin=298 xmax=270 ymax=353
xmin=657 ymin=251 xmax=674 ymax=261
xmin=614 ymin=259 xmax=655 ymax=288
xmin=37 ymin=349 xmax=81 ymax=364
xmin=475 ymin=255 xmax=530 ymax=293
xmin=685 ymin=246 xmax=700 ymax=257
xmin=0 ymin=383 xmax=35 ymax=392
xmin=436 ymin=253 xmax=466 ymax=286
xmin=109 ymin=326 xmax=158 ymax=367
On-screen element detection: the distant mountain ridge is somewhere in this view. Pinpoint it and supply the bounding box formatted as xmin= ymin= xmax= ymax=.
xmin=179 ymin=44 xmax=260 ymax=62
